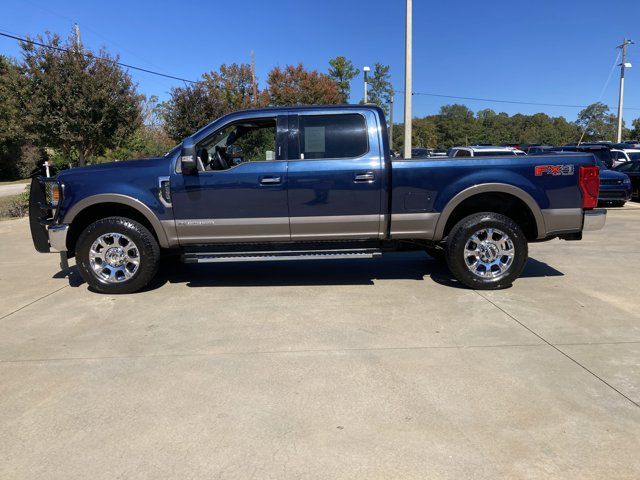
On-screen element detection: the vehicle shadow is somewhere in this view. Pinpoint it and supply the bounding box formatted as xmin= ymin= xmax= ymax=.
xmin=149 ymin=252 xmax=563 ymax=291
xmin=54 ymin=253 xmax=563 ymax=291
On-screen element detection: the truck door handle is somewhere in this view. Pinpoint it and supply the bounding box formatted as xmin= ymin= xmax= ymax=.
xmin=260 ymin=176 xmax=282 ymax=185
xmin=354 ymin=172 xmax=375 ymax=183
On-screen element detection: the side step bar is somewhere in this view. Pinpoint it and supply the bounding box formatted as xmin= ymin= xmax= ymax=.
xmin=182 ymin=248 xmax=382 ymax=264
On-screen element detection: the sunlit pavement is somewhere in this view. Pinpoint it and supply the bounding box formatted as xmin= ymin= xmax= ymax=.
xmin=0 ymin=209 xmax=639 ymax=479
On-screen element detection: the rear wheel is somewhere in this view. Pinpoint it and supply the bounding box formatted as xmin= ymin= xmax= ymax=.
xmin=445 ymin=212 xmax=528 ymax=290
xmin=76 ymin=216 xmax=160 ymax=294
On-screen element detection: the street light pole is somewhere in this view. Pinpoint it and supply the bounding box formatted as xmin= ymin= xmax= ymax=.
xmin=616 ymin=38 xmax=634 ymax=143
xmin=73 ymin=23 xmax=81 ymax=50
xmin=363 ymin=66 xmax=370 ymax=103
xmin=403 ymin=0 xmax=412 ymax=159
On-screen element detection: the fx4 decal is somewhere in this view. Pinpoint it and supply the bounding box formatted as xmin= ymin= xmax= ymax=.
xmin=534 ymin=165 xmax=575 ymax=176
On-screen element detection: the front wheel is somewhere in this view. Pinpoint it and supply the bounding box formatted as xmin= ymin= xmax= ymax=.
xmin=445 ymin=212 xmax=528 ymax=290
xmin=76 ymin=216 xmax=160 ymax=294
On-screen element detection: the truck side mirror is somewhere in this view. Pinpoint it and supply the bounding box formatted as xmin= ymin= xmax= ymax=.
xmin=180 ymin=139 xmax=198 ymax=175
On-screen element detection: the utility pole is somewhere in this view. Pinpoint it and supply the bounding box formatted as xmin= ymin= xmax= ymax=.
xmin=403 ymin=0 xmax=412 ymax=159
xmin=73 ymin=23 xmax=81 ymax=50
xmin=250 ymin=50 xmax=258 ymax=105
xmin=616 ymin=38 xmax=634 ymax=142
xmin=389 ymin=91 xmax=394 ymax=152
xmin=363 ymin=66 xmax=370 ymax=103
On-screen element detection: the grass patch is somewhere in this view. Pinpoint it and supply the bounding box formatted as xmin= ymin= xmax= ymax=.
xmin=0 ymin=191 xmax=29 ymax=220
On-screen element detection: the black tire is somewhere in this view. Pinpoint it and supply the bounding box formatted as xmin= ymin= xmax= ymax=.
xmin=425 ymin=245 xmax=446 ymax=262
xmin=75 ymin=216 xmax=160 ymax=294
xmin=445 ymin=212 xmax=528 ymax=290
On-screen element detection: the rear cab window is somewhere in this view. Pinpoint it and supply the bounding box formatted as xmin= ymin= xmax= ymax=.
xmin=298 ymin=114 xmax=368 ymax=160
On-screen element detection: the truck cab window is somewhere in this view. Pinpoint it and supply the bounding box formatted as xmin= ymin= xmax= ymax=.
xmin=299 ymin=114 xmax=367 ymax=159
xmin=199 ymin=118 xmax=276 ymax=171
xmin=453 ymin=149 xmax=471 ymax=157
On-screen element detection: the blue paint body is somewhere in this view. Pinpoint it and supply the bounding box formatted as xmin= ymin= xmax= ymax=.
xmin=52 ymin=105 xmax=596 ymax=246
xmin=391 ymin=154 xmax=593 ymax=213
xmin=57 ymin=158 xmax=175 ymax=222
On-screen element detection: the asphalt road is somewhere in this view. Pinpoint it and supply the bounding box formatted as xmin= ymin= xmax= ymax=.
xmin=1 ymin=206 xmax=639 ymax=479
xmin=0 ymin=182 xmax=28 ymax=198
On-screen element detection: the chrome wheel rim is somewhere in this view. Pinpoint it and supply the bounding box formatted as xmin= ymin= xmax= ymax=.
xmin=89 ymin=233 xmax=140 ymax=283
xmin=463 ymin=228 xmax=515 ymax=279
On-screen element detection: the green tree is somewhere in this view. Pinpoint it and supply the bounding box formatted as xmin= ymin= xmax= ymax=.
xmin=98 ymin=96 xmax=174 ymax=162
xmin=366 ymin=63 xmax=393 ymax=115
xmin=20 ymin=32 xmax=141 ymax=166
xmin=0 ymin=55 xmax=25 ymax=179
xmin=630 ymin=118 xmax=640 ymax=139
xmin=576 ymin=102 xmax=618 ymax=142
xmin=266 ymin=64 xmax=341 ymax=106
xmin=435 ymin=104 xmax=477 ymax=148
xmin=475 ymin=109 xmax=511 ymax=145
xmin=163 ymin=63 xmax=263 ymax=142
xmin=327 ymin=56 xmax=359 ymax=103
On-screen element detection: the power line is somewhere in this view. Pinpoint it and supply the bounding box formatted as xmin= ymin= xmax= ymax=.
xmin=22 ymin=0 xmax=172 ymax=74
xmin=2 ymin=29 xmax=639 ymax=112
xmin=0 ymin=30 xmax=198 ymax=84
xmin=402 ymin=90 xmax=640 ymax=111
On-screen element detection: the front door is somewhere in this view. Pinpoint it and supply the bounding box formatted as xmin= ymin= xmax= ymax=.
xmin=287 ymin=110 xmax=383 ymax=240
xmin=171 ymin=115 xmax=290 ymax=244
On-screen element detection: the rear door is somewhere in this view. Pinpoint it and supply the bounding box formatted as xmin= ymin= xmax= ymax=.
xmin=286 ymin=109 xmax=384 ymax=240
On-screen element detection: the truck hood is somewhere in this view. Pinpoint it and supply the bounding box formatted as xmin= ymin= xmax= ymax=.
xmin=56 ymin=157 xmax=171 ymax=181
xmin=599 ymin=168 xmax=629 ymax=181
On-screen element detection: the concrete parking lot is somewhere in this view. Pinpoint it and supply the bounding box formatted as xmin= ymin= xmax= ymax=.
xmin=1 ymin=206 xmax=639 ymax=479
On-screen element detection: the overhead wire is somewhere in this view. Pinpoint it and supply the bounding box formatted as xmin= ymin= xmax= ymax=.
xmin=1 ymin=29 xmax=638 ymax=113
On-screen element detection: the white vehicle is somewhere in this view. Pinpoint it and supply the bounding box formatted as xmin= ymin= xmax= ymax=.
xmin=610 ymin=149 xmax=640 ymax=167
xmin=448 ymin=145 xmax=526 ymax=158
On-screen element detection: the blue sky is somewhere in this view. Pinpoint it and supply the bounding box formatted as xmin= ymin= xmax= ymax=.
xmin=2 ymin=0 xmax=640 ymax=123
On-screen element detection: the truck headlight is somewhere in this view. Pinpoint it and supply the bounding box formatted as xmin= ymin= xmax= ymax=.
xmin=45 ymin=181 xmax=61 ymax=207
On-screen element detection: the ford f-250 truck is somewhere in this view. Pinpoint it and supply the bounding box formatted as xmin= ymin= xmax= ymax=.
xmin=29 ymin=105 xmax=606 ymax=294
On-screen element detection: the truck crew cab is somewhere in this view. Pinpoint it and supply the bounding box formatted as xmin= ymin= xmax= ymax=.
xmin=29 ymin=105 xmax=605 ymax=294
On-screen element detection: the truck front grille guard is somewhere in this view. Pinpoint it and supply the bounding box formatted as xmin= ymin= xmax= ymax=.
xmin=28 ymin=176 xmax=62 ymax=253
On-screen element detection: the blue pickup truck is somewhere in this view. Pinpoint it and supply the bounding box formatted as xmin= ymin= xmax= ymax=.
xmin=29 ymin=105 xmax=605 ymax=293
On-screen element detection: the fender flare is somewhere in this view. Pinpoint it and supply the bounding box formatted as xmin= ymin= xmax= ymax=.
xmin=432 ymin=183 xmax=546 ymax=240
xmin=63 ymin=194 xmax=171 ymax=248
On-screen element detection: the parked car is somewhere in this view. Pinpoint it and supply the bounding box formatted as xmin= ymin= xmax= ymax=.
xmin=430 ymin=149 xmax=448 ymax=157
xmin=449 ymin=146 xmax=526 ymax=157
xmin=411 ymin=148 xmax=432 ymax=158
xmin=29 ymin=105 xmax=605 ymax=293
xmin=622 ymin=140 xmax=640 ymax=149
xmin=553 ymin=145 xmax=614 ymax=168
xmin=614 ymin=161 xmax=640 ymax=199
xmin=610 ymin=148 xmax=640 ymax=167
xmin=595 ymin=159 xmax=632 ymax=206
xmin=526 ymin=145 xmax=554 ymax=155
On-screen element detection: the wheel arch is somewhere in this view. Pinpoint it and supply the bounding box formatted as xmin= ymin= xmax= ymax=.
xmin=433 ymin=183 xmax=546 ymax=241
xmin=63 ymin=194 xmax=171 ymax=252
